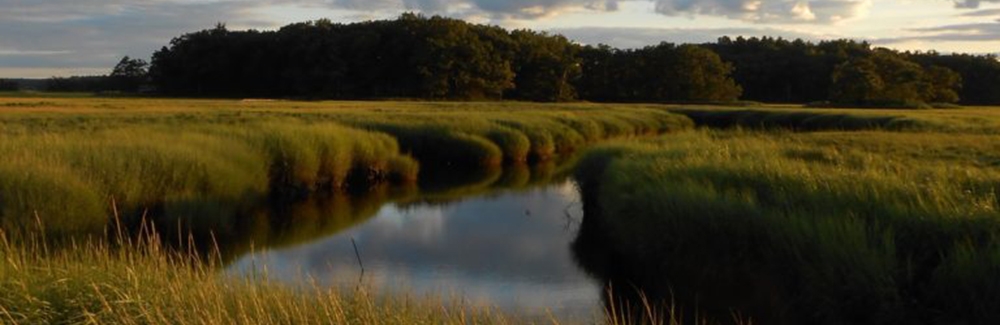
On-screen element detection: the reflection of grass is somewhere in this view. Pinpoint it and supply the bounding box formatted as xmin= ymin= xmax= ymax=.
xmin=163 ymin=154 xmax=580 ymax=265
xmin=0 ymin=231 xmax=516 ymax=324
xmin=575 ymin=130 xmax=1000 ymax=324
xmin=412 ymin=155 xmax=580 ymax=206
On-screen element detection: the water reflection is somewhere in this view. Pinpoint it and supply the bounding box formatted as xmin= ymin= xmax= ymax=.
xmin=144 ymin=159 xmax=576 ymax=264
xmin=130 ymin=157 xmax=603 ymax=321
xmin=227 ymin=181 xmax=602 ymax=321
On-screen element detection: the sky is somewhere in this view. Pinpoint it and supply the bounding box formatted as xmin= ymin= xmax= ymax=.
xmin=2 ymin=0 xmax=1000 ymax=78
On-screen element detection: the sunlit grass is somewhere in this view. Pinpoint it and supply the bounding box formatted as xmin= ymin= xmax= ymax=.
xmin=0 ymin=229 xmax=520 ymax=325
xmin=0 ymin=97 xmax=690 ymax=240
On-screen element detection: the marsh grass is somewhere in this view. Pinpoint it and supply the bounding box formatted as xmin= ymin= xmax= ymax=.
xmin=574 ymin=130 xmax=1000 ymax=324
xmin=0 ymin=225 xmax=523 ymax=325
xmin=0 ymin=97 xmax=690 ymax=239
xmin=668 ymin=106 xmax=1000 ymax=133
xmin=0 ymin=121 xmax=417 ymax=238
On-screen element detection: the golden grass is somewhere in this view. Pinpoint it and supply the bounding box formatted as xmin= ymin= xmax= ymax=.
xmin=0 ymin=228 xmax=521 ymax=325
xmin=0 ymin=97 xmax=691 ymax=239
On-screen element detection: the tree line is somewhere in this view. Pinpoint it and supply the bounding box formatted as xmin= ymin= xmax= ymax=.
xmin=36 ymin=56 xmax=149 ymax=93
xmin=37 ymin=14 xmax=1000 ymax=106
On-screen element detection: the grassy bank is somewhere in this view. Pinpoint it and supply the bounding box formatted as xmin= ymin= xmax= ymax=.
xmin=0 ymin=230 xmax=521 ymax=325
xmin=0 ymin=97 xmax=691 ymax=239
xmin=668 ymin=105 xmax=1000 ymax=133
xmin=573 ymin=130 xmax=1000 ymax=324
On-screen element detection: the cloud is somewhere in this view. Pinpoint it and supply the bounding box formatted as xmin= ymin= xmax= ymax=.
xmin=325 ymin=0 xmax=620 ymax=19
xmin=957 ymin=8 xmax=1000 ymax=16
xmin=652 ymin=0 xmax=872 ymax=23
xmin=954 ymin=0 xmax=1000 ymax=9
xmin=553 ymin=26 xmax=828 ymax=48
xmin=466 ymin=0 xmax=617 ymax=18
xmin=0 ymin=0 xmax=279 ymax=77
xmin=874 ymin=21 xmax=1000 ymax=46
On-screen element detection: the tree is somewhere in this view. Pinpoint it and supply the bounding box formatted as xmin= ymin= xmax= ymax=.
xmin=830 ymin=58 xmax=883 ymax=103
xmin=110 ymin=56 xmax=149 ymax=92
xmin=830 ymin=50 xmax=961 ymax=105
xmin=907 ymin=52 xmax=986 ymax=104
xmin=574 ymin=44 xmax=617 ymax=101
xmin=507 ymin=30 xmax=580 ymax=102
xmin=924 ymin=66 xmax=961 ymax=103
xmin=668 ymin=45 xmax=742 ymax=101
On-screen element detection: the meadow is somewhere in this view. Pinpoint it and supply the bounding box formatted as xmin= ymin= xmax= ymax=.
xmin=3 ymin=95 xmax=1000 ymax=324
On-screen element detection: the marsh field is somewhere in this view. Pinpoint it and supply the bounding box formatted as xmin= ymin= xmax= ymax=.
xmin=2 ymin=95 xmax=1000 ymax=324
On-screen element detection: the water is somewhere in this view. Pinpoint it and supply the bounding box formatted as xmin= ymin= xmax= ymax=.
xmin=225 ymin=181 xmax=603 ymax=322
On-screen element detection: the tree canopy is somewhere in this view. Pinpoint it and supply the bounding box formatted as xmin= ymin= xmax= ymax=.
xmin=148 ymin=15 xmax=742 ymax=102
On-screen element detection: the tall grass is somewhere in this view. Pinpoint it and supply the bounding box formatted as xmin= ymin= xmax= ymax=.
xmin=0 ymin=121 xmax=417 ymax=238
xmin=574 ymin=130 xmax=1000 ymax=324
xmin=0 ymin=228 xmax=517 ymax=325
xmin=0 ymin=97 xmax=692 ymax=240
xmin=668 ymin=106 xmax=1000 ymax=133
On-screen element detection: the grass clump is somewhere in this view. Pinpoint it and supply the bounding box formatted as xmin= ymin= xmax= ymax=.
xmin=574 ymin=130 xmax=1000 ymax=325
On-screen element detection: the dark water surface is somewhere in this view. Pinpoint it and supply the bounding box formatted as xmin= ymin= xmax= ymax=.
xmin=225 ymin=181 xmax=604 ymax=322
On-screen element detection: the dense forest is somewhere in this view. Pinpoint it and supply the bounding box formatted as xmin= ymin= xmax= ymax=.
xmin=28 ymin=14 xmax=1000 ymax=106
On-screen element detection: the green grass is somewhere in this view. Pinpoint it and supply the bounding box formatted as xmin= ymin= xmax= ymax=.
xmin=574 ymin=129 xmax=1000 ymax=324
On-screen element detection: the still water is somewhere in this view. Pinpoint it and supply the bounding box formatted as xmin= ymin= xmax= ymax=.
xmin=225 ymin=181 xmax=603 ymax=322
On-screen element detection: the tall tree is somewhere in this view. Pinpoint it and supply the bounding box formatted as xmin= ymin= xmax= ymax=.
xmin=109 ymin=56 xmax=149 ymax=92
xmin=507 ymin=30 xmax=580 ymax=102
xmin=830 ymin=58 xmax=884 ymax=103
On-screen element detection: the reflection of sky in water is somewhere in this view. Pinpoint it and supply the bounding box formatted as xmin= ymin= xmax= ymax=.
xmin=227 ymin=181 xmax=601 ymax=322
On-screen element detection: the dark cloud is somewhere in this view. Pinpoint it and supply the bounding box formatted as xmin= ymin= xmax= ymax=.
xmin=553 ymin=26 xmax=824 ymax=48
xmin=954 ymin=0 xmax=1000 ymax=9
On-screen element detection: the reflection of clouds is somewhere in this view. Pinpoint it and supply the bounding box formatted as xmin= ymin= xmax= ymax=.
xmin=366 ymin=205 xmax=447 ymax=242
xmin=227 ymin=181 xmax=600 ymax=320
